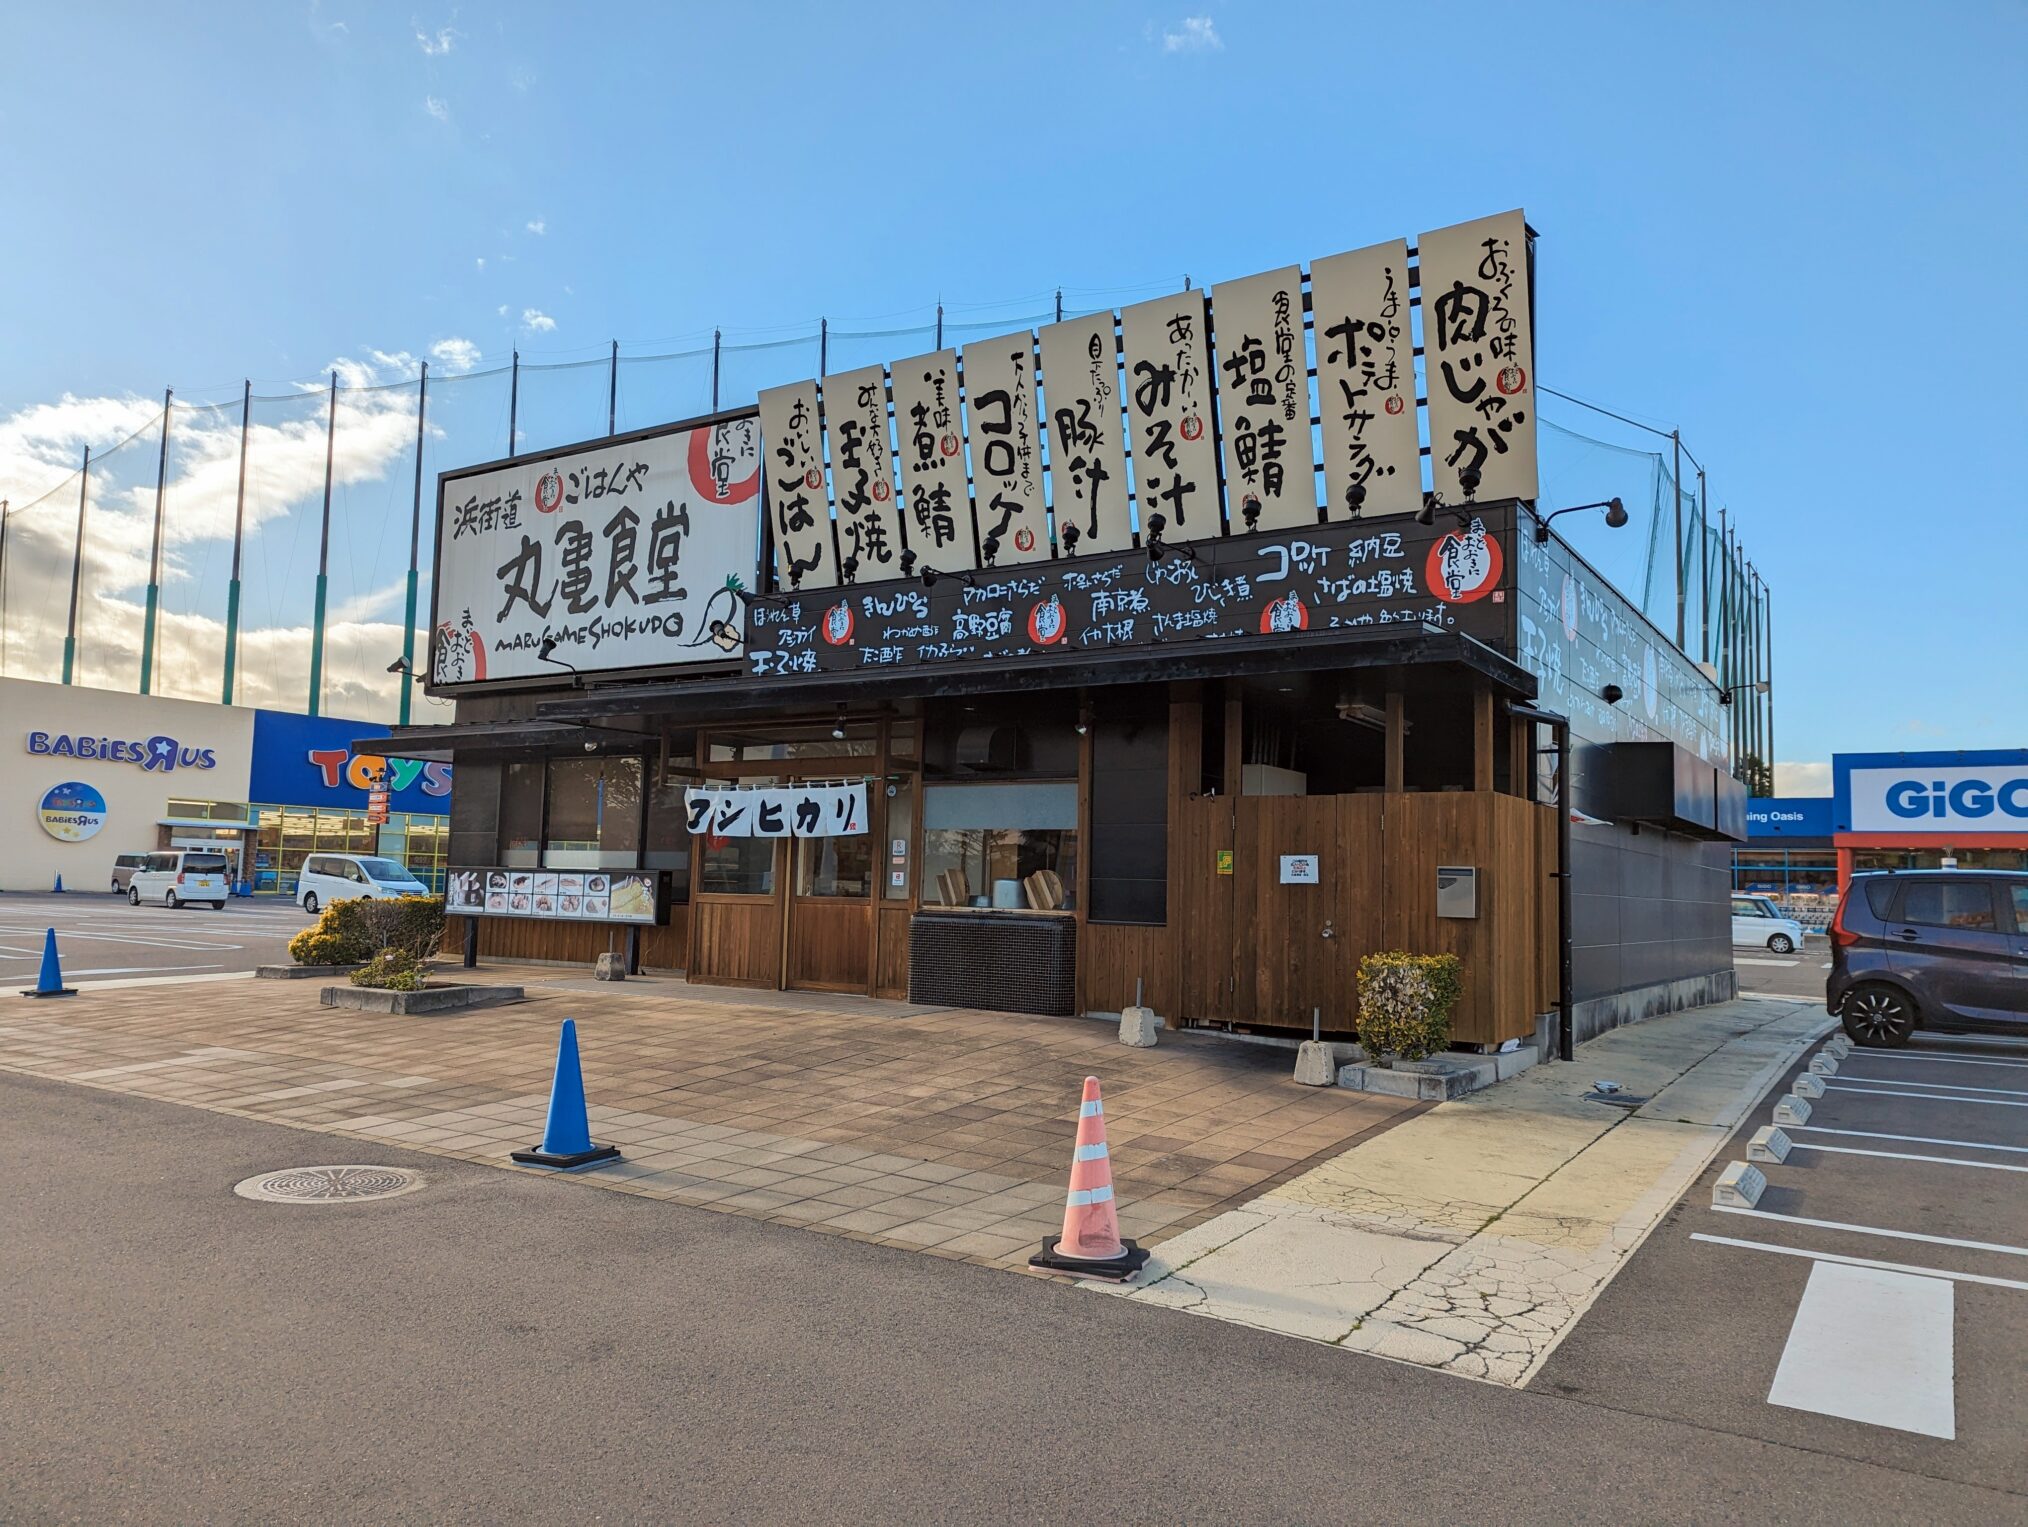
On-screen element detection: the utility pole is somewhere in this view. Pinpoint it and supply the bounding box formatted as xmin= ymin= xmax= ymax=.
xmin=63 ymin=447 xmax=91 ymax=685
xmin=140 ymin=388 xmax=172 ymax=694
xmin=507 ymin=349 xmax=520 ymax=457
xmin=222 ymin=381 xmax=251 ymax=705
xmin=1671 ymin=430 xmax=1686 ymax=649
xmin=400 ymin=362 xmax=429 ymax=725
xmin=308 ymin=370 xmax=336 ymax=717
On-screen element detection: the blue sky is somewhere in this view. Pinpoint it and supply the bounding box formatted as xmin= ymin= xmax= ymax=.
xmin=1 ymin=2 xmax=2023 ymax=776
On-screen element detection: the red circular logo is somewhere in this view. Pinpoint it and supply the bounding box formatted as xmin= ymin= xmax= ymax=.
xmin=1383 ymin=395 xmax=1406 ymax=416
xmin=687 ymin=424 xmax=760 ymax=504
xmin=1027 ymin=596 xmax=1067 ymax=645
xmin=1258 ymin=593 xmax=1309 ymax=633
xmin=534 ymin=472 xmax=564 ymax=513
xmin=1179 ymin=414 xmax=1205 ymax=442
xmin=1014 ymin=526 xmax=1035 ymax=553
xmin=1496 ymin=364 xmax=1527 ymax=396
xmin=821 ymin=602 xmax=855 ymax=646
xmin=804 ymin=467 xmax=823 ymax=491
xmin=871 ymin=479 xmax=891 ymax=502
xmin=939 ymin=433 xmax=961 ymax=458
xmin=1425 ymin=523 xmax=1505 ymax=604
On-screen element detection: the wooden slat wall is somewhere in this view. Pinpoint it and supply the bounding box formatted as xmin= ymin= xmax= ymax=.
xmin=873 ymin=904 xmax=912 ymax=999
xmin=1082 ymin=922 xmax=1173 ymax=1014
xmin=445 ymin=907 xmax=692 ymax=970
xmin=689 ymin=899 xmax=781 ymax=988
xmin=788 ymin=900 xmax=873 ymax=991
xmin=1169 ymin=795 xmax=1234 ymax=1021
xmin=641 ymin=907 xmax=689 ymax=971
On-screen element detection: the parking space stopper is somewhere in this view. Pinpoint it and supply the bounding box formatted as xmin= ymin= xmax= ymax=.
xmin=1712 ymin=1161 xmax=1767 ymax=1209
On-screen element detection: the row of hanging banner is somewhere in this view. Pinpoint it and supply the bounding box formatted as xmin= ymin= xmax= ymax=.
xmin=757 ymin=208 xmax=1537 ymax=593
xmin=682 ymin=783 xmax=870 ymax=838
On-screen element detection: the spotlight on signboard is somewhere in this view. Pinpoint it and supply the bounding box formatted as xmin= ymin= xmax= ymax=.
xmin=1602 ymin=683 xmax=1625 ymax=706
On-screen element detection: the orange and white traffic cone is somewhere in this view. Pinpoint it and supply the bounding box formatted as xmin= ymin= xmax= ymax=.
xmin=1029 ymin=1075 xmax=1149 ymax=1281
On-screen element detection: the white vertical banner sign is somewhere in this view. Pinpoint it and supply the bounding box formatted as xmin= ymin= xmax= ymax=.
xmin=822 ymin=364 xmax=908 ymax=582
xmin=888 ymin=349 xmax=973 ymax=567
xmin=1418 ymin=209 xmax=1538 ymax=504
xmin=1312 ymin=240 xmax=1423 ymax=519
xmin=757 ymin=380 xmax=838 ymax=591
xmin=1209 ymin=266 xmax=1313 ymax=534
xmin=1119 ymin=291 xmax=1221 ymax=544
xmin=961 ymin=331 xmax=1049 ymax=567
xmin=1037 ymin=314 xmax=1133 ymax=556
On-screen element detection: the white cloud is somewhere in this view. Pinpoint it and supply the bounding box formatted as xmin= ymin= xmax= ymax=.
xmin=424 ymin=95 xmax=450 ymax=123
xmin=1775 ymin=761 xmax=1831 ymax=796
xmin=1161 ymin=16 xmax=1222 ymax=52
xmin=428 ymin=337 xmax=482 ymax=373
xmin=521 ymin=308 xmax=556 ymax=333
xmin=496 ymin=304 xmax=509 ymax=318
xmin=415 ymin=25 xmax=458 ymax=56
xmin=474 ymin=256 xmax=485 ymax=271
xmin=525 ymin=217 xmax=546 ymax=235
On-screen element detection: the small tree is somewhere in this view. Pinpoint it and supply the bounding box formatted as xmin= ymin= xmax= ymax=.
xmin=347 ymin=895 xmax=448 ymax=991
xmin=1355 ymin=952 xmax=1464 ymax=1065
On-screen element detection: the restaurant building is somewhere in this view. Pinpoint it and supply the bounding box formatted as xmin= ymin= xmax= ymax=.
xmin=5 ymin=673 xmax=450 ymax=896
xmin=381 ymin=211 xmax=1747 ymax=1052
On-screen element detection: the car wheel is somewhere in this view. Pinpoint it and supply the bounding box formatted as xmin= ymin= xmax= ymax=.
xmin=1768 ymin=933 xmax=1795 ymax=955
xmin=128 ymin=887 xmax=141 ymax=906
xmin=110 ymin=879 xmax=120 ymax=893
xmin=302 ymin=892 xmax=320 ymax=915
xmin=1842 ymin=983 xmax=1916 ymax=1048
xmin=165 ymin=889 xmax=180 ymax=909
xmin=211 ymin=901 xmax=226 ymax=911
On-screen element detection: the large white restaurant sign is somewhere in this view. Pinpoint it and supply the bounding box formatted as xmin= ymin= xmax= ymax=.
xmin=753 ymin=206 xmax=1539 ymax=575
xmin=1417 ymin=208 xmax=1539 ymax=505
xmin=430 ymin=418 xmax=761 ymax=686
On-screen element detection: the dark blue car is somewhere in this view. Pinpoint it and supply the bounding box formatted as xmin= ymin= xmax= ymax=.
xmin=1829 ymin=869 xmax=2028 ymax=1045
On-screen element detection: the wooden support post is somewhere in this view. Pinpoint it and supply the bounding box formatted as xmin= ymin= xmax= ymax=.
xmin=1473 ymin=687 xmax=1495 ymax=793
xmin=1223 ymin=684 xmax=1243 ymax=796
xmin=1384 ymin=692 xmax=1405 ymax=792
xmin=1508 ymin=716 xmax=1530 ymax=796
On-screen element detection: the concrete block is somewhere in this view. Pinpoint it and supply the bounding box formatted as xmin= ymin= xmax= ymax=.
xmin=1791 ymin=1073 xmax=1825 ymax=1099
xmin=1118 ymin=1006 xmax=1159 ymax=1047
xmin=1712 ymin=1160 xmax=1767 ymax=1209
xmin=320 ymin=983 xmax=523 ymax=1016
xmin=1339 ymin=1054 xmax=1497 ymax=1101
xmin=594 ymin=952 xmax=626 ymax=982
xmin=1748 ymin=1125 xmax=1793 ymax=1164
xmin=1824 ymin=1034 xmax=1853 ymax=1058
xmin=1293 ymin=1040 xmax=1336 ymax=1086
xmin=1773 ymin=1094 xmax=1813 ymax=1127
xmin=1808 ymin=1051 xmax=1840 ymax=1076
xmin=1492 ymin=1043 xmax=1540 ymax=1082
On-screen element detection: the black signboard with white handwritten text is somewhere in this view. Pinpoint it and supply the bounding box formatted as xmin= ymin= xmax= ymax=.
xmin=746 ymin=510 xmax=1516 ymax=677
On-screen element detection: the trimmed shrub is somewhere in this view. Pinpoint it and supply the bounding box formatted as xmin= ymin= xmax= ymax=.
xmin=1355 ymin=952 xmax=1464 ymax=1064
xmin=288 ymin=894 xmax=445 ymax=969
xmin=288 ymin=898 xmax=374 ymax=966
xmin=350 ymin=948 xmax=427 ymax=991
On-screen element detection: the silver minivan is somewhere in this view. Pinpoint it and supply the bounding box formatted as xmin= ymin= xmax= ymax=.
xmin=297 ymin=853 xmax=430 ymax=915
xmin=128 ymin=850 xmax=231 ymax=909
xmin=109 ymin=851 xmax=151 ymax=893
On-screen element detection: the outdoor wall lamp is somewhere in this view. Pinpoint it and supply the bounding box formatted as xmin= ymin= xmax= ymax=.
xmin=1059 ymin=524 xmax=1082 ymax=555
xmin=918 ymin=564 xmax=975 ymax=590
xmin=830 ymin=706 xmax=848 ymax=741
xmin=1601 ymin=683 xmax=1625 ymax=705
xmin=1717 ymin=679 xmax=1771 ymax=707
xmin=1535 ymin=497 xmax=1629 ymax=544
xmin=536 ymin=636 xmax=584 ymax=687
xmin=1144 ymin=513 xmax=1201 ymax=565
xmin=1414 ymin=493 xmax=1477 ymax=528
xmin=384 ymin=656 xmax=427 ymax=685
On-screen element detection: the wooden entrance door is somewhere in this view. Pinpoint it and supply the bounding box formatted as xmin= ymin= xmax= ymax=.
xmin=1234 ymin=796 xmax=1360 ymax=1030
xmin=785 ymin=830 xmax=874 ymax=992
xmin=689 ymin=837 xmax=785 ymax=988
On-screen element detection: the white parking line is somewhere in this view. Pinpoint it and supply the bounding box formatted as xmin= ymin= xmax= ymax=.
xmin=1791 ymin=1142 xmax=2028 ymax=1174
xmin=69 ymin=964 xmax=222 ymax=977
xmin=1847 ymin=1052 xmax=2028 ymax=1072
xmin=1767 ymin=1261 xmax=1955 ymax=1439
xmin=1831 ymin=1075 xmax=2028 ymax=1099
xmin=1791 ymin=1125 xmax=2028 ymax=1156
xmin=1822 ymin=1084 xmax=2028 ymax=1109
xmin=1710 ymin=1205 xmax=2028 ymax=1259
xmin=1736 ymin=957 xmax=1801 ymax=967
xmin=1691 ymin=1232 xmax=2028 ymax=1292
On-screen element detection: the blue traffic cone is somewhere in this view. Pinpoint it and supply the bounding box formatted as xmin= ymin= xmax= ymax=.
xmin=510 ymin=1019 xmax=619 ymax=1170
xmin=21 ymin=929 xmax=77 ymax=998
xmin=51 ymin=874 xmax=65 ymax=893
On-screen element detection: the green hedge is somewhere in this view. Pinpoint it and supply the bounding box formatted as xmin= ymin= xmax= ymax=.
xmin=289 ymin=895 xmax=446 ymax=972
xmin=1355 ymin=952 xmax=1463 ymax=1064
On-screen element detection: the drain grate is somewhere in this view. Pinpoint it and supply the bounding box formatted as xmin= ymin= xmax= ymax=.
xmin=233 ymin=1165 xmax=425 ymax=1204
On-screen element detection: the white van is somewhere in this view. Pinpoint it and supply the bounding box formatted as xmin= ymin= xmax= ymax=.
xmin=128 ymin=850 xmax=231 ymax=910
xmin=297 ymin=854 xmax=430 ymax=915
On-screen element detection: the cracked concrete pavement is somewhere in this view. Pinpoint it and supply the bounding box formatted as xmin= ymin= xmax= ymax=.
xmin=1091 ymin=993 xmax=1832 ymax=1384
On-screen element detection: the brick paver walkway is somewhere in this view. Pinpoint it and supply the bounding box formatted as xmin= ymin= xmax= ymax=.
xmin=0 ymin=966 xmax=1416 ymax=1270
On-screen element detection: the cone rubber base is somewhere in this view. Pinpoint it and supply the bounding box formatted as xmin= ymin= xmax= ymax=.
xmin=1029 ymin=1235 xmax=1150 ymax=1282
xmin=510 ymin=1143 xmax=621 ymax=1171
xmin=20 ymin=987 xmax=77 ymax=999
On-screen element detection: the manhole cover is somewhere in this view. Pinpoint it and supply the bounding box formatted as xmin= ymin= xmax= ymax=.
xmin=233 ymin=1165 xmax=426 ymax=1204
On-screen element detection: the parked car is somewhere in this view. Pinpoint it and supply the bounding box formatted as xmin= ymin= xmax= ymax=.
xmin=297 ymin=854 xmax=431 ymax=915
xmin=127 ymin=850 xmax=231 ymax=910
xmin=108 ymin=851 xmax=151 ymax=894
xmin=1828 ymin=870 xmax=2028 ymax=1045
xmin=1731 ymin=894 xmax=1806 ymax=955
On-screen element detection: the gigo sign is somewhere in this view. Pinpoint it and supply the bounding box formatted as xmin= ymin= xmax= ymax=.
xmin=1846 ymin=766 xmax=2028 ymax=832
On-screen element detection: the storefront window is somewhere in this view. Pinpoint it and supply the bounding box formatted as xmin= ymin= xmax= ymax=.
xmin=921 ymin=783 xmax=1077 ymax=911
xmin=796 ymin=834 xmax=873 ymax=897
xmin=644 ymin=777 xmax=694 ymax=900
xmin=166 ymin=798 xmax=251 ymax=825
xmin=700 ymin=837 xmax=776 ymax=895
xmin=543 ymin=757 xmax=643 ymax=869
xmin=883 ymin=779 xmax=915 ymax=901
xmin=709 ymin=724 xmax=878 ymax=761
xmin=500 ymin=761 xmax=544 ymax=866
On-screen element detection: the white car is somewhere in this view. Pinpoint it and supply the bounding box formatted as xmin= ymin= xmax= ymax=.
xmin=297 ymin=853 xmax=431 ymax=915
xmin=128 ymin=850 xmax=230 ymax=910
xmin=1731 ymin=894 xmax=1805 ymax=955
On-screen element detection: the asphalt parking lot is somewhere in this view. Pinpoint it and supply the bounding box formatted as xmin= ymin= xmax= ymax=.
xmin=0 ymin=891 xmax=306 ymax=984
xmin=1536 ymin=1025 xmax=2028 ymax=1498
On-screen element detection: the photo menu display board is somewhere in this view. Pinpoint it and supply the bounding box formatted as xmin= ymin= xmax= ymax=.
xmin=446 ymin=868 xmax=660 ymax=924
